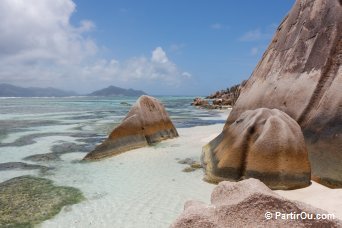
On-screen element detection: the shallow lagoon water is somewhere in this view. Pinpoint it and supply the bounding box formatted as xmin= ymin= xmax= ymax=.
xmin=0 ymin=96 xmax=229 ymax=227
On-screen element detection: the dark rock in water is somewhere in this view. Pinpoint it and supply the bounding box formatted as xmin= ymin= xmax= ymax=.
xmin=182 ymin=167 xmax=197 ymax=173
xmin=23 ymin=141 xmax=96 ymax=161
xmin=191 ymin=97 xmax=233 ymax=110
xmin=24 ymin=153 xmax=61 ymax=162
xmin=0 ymin=132 xmax=100 ymax=148
xmin=206 ymin=82 xmax=246 ymax=106
xmin=0 ymin=175 xmax=84 ymax=227
xmin=202 ymin=108 xmax=311 ymax=190
xmin=179 ymin=158 xmax=202 ymax=173
xmin=190 ymin=163 xmax=202 ymax=169
xmin=226 ymin=0 xmax=342 ymax=187
xmin=171 ymin=178 xmax=342 ymax=227
xmin=191 ymin=97 xmax=209 ymax=107
xmin=51 ymin=142 xmax=90 ymax=154
xmin=83 ymin=95 xmax=179 ymax=160
xmin=0 ymin=162 xmax=51 ymax=172
xmin=0 ymin=132 xmax=70 ymax=148
xmin=120 ymin=102 xmax=131 ymax=106
xmin=0 ymin=119 xmax=62 ymax=139
xmin=177 ymin=158 xmax=197 ymax=165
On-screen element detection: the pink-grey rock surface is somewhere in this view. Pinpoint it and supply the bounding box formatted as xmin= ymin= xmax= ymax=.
xmin=171 ymin=178 xmax=342 ymax=228
xmin=225 ymin=0 xmax=342 ymax=187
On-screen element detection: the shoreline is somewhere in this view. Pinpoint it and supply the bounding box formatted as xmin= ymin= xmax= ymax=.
xmin=39 ymin=124 xmax=224 ymax=227
xmin=0 ymin=107 xmax=340 ymax=226
xmin=40 ymin=123 xmax=341 ymax=227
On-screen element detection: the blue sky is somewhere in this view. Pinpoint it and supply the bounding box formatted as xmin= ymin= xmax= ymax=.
xmin=0 ymin=0 xmax=294 ymax=95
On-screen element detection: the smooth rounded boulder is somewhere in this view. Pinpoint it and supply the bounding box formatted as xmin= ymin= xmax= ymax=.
xmin=83 ymin=95 xmax=178 ymax=160
xmin=171 ymin=178 xmax=342 ymax=227
xmin=202 ymin=108 xmax=311 ymax=190
xmin=227 ymin=0 xmax=342 ymax=187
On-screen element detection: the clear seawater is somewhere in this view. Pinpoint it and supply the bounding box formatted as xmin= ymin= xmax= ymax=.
xmin=0 ymin=96 xmax=228 ymax=227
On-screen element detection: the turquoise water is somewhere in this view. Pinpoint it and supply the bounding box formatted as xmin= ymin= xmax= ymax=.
xmin=0 ymin=96 xmax=226 ymax=147
xmin=0 ymin=96 xmax=228 ymax=227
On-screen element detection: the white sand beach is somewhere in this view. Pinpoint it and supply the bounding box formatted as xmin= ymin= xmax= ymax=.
xmin=276 ymin=181 xmax=342 ymax=219
xmin=36 ymin=119 xmax=341 ymax=227
xmin=40 ymin=124 xmax=222 ymax=228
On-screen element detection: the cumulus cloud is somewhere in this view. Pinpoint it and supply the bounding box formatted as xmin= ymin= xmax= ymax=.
xmin=0 ymin=0 xmax=97 ymax=65
xmin=82 ymin=47 xmax=191 ymax=88
xmin=151 ymin=47 xmax=169 ymax=63
xmin=0 ymin=0 xmax=191 ymax=94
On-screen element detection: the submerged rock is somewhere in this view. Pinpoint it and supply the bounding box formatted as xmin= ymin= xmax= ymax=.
xmin=51 ymin=142 xmax=91 ymax=154
xmin=202 ymin=108 xmax=311 ymax=190
xmin=177 ymin=158 xmax=198 ymax=165
xmin=182 ymin=167 xmax=197 ymax=173
xmin=191 ymin=97 xmax=209 ymax=107
xmin=23 ymin=141 xmax=96 ymax=162
xmin=24 ymin=153 xmax=62 ymax=162
xmin=226 ymin=0 xmax=342 ymax=187
xmin=0 ymin=162 xmax=51 ymax=172
xmin=83 ymin=95 xmax=178 ymax=160
xmin=178 ymin=158 xmax=203 ymax=173
xmin=171 ymin=178 xmax=342 ymax=227
xmin=0 ymin=175 xmax=84 ymax=227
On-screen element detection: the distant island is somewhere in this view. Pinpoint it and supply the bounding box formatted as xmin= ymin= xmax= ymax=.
xmin=88 ymin=86 xmax=147 ymax=97
xmin=0 ymin=84 xmax=77 ymax=97
xmin=0 ymin=84 xmax=147 ymax=97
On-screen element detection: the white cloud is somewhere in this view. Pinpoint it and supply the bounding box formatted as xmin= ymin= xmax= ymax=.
xmin=0 ymin=1 xmax=191 ymax=94
xmin=151 ymin=47 xmax=169 ymax=63
xmin=77 ymin=20 xmax=95 ymax=33
xmin=239 ymin=29 xmax=263 ymax=41
xmin=239 ymin=26 xmax=275 ymax=42
xmin=82 ymin=47 xmax=191 ymax=88
xmin=0 ymin=0 xmax=97 ymax=65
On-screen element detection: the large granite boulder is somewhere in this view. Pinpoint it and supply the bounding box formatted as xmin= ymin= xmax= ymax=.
xmin=202 ymin=108 xmax=311 ymax=190
xmin=171 ymin=178 xmax=342 ymax=228
xmin=84 ymin=95 xmax=178 ymax=160
xmin=226 ymin=0 xmax=342 ymax=187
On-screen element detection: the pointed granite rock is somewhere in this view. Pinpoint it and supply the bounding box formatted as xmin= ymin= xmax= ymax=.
xmin=83 ymin=95 xmax=178 ymax=160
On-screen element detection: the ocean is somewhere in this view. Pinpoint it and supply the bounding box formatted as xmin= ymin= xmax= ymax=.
xmin=0 ymin=96 xmax=229 ymax=227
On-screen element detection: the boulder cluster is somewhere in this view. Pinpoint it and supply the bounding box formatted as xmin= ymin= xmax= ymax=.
xmin=191 ymin=82 xmax=245 ymax=109
xmin=201 ymin=0 xmax=342 ymax=188
xmin=175 ymin=0 xmax=342 ymax=224
xmin=226 ymin=0 xmax=342 ymax=187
